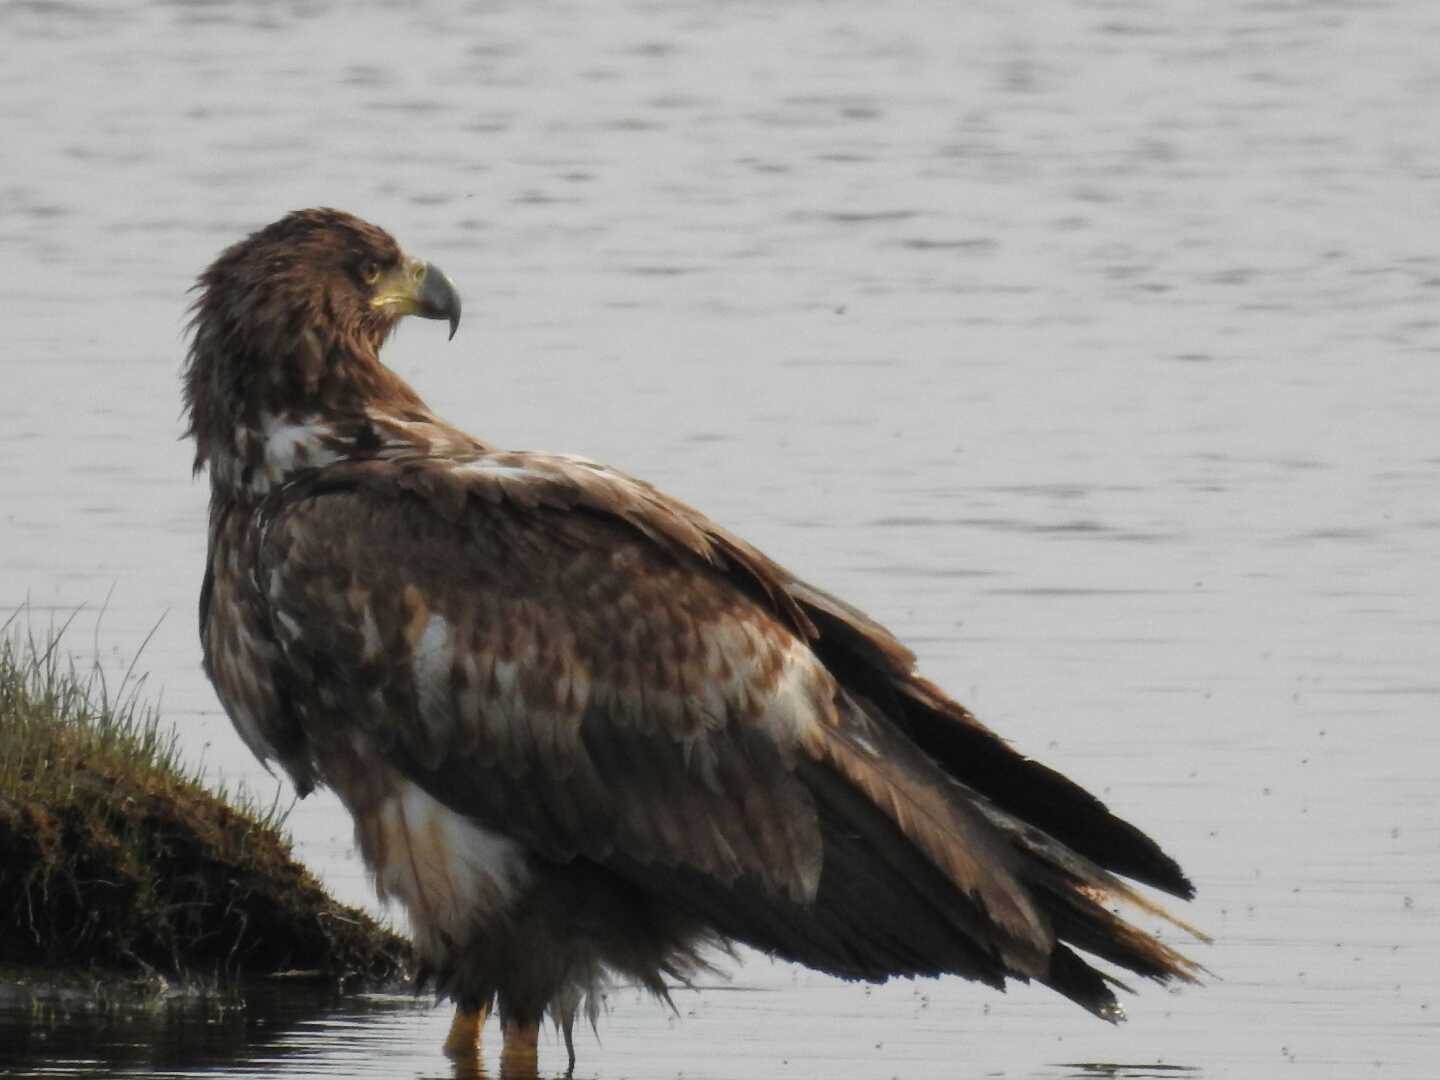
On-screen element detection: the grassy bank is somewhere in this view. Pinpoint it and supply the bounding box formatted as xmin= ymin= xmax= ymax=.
xmin=0 ymin=616 xmax=411 ymax=998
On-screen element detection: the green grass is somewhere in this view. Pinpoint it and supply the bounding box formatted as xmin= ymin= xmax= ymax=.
xmin=0 ymin=612 xmax=411 ymax=990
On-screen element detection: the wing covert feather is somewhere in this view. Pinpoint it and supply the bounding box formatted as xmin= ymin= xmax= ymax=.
xmin=256 ymin=461 xmax=830 ymax=902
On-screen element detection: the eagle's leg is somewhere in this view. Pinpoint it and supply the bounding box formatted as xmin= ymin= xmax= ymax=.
xmin=498 ymin=1017 xmax=541 ymax=1076
xmin=443 ymin=1003 xmax=488 ymax=1060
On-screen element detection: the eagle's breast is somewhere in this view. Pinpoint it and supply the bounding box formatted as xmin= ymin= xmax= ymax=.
xmin=202 ymin=513 xmax=290 ymax=767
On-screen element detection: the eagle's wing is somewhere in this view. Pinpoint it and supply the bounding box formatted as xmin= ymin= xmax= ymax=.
xmin=250 ymin=450 xmax=1199 ymax=1001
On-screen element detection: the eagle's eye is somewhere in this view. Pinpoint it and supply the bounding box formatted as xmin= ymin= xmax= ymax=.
xmin=359 ymin=260 xmax=382 ymax=286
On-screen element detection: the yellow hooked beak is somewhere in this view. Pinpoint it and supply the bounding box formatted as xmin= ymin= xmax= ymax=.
xmin=369 ymin=255 xmax=462 ymax=339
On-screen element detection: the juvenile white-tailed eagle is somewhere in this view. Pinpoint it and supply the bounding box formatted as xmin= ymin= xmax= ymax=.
xmin=184 ymin=209 xmax=1202 ymax=1073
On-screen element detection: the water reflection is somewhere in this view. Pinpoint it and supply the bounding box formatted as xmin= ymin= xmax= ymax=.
xmin=0 ymin=985 xmax=1203 ymax=1080
xmin=1055 ymin=1068 xmax=1199 ymax=1080
xmin=0 ymin=989 xmax=430 ymax=1079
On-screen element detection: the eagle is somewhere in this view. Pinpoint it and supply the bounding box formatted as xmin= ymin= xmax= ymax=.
xmin=184 ymin=209 xmax=1202 ymax=1074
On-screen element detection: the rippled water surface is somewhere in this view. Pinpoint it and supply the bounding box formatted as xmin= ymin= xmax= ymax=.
xmin=3 ymin=0 xmax=1438 ymax=1076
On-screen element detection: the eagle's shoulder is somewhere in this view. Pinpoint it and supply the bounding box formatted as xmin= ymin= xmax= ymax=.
xmin=265 ymin=445 xmax=828 ymax=640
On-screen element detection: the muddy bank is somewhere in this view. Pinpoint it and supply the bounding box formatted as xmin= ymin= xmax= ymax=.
xmin=0 ymin=621 xmax=412 ymax=1002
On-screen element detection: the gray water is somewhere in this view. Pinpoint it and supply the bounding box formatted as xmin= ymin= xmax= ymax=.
xmin=2 ymin=0 xmax=1438 ymax=1076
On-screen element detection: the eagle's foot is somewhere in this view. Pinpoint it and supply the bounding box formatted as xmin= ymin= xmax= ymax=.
xmin=443 ymin=1004 xmax=488 ymax=1061
xmin=498 ymin=1019 xmax=541 ymax=1078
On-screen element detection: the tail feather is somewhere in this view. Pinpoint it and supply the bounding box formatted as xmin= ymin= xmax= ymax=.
xmin=1038 ymin=876 xmax=1205 ymax=985
xmin=902 ymin=674 xmax=1196 ymax=900
xmin=802 ymin=686 xmax=1205 ymax=1011
xmin=791 ymin=580 xmax=1195 ymax=899
xmin=1043 ymin=943 xmax=1129 ymax=1021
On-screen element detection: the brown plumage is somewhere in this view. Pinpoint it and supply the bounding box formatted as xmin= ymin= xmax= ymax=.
xmin=184 ymin=209 xmax=1204 ymax=1071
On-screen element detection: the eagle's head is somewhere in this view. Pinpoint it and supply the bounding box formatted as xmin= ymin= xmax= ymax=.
xmin=183 ymin=209 xmax=462 ymax=483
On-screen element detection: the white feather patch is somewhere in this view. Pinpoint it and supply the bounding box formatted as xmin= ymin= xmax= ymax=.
xmin=450 ymin=458 xmax=540 ymax=482
xmin=256 ymin=413 xmax=341 ymax=490
xmin=369 ymin=779 xmax=532 ymax=961
xmin=412 ymin=612 xmax=455 ymax=728
xmin=359 ymin=606 xmax=383 ymax=660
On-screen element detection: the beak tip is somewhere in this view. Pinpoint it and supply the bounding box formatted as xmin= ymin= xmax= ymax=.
xmin=417 ymin=260 xmax=462 ymax=340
